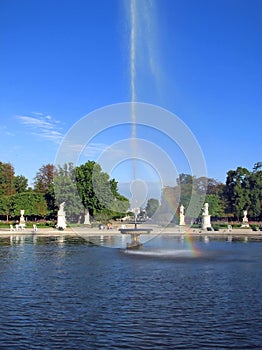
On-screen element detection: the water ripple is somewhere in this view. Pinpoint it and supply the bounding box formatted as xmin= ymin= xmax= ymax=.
xmin=0 ymin=237 xmax=261 ymax=349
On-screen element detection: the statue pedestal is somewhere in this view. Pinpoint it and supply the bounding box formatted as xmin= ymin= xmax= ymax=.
xmin=179 ymin=216 xmax=185 ymax=226
xmin=241 ymin=211 xmax=249 ymax=228
xmin=202 ymin=215 xmax=212 ymax=230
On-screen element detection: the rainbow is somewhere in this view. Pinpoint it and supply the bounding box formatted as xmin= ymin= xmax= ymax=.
xmin=182 ymin=230 xmax=202 ymax=257
xmin=159 ymin=189 xmax=202 ymax=257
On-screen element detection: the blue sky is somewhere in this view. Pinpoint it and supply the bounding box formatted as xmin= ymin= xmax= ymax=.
xmin=0 ymin=0 xmax=261 ymax=191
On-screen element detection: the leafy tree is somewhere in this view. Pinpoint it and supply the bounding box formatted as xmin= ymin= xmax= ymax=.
xmin=75 ymin=161 xmax=102 ymax=216
xmin=253 ymin=162 xmax=262 ymax=172
xmin=34 ymin=164 xmax=56 ymax=193
xmin=54 ymin=163 xmax=84 ymax=223
xmin=14 ymin=175 xmax=28 ymax=193
xmin=176 ymin=174 xmax=194 ymax=209
xmin=205 ymin=194 xmax=223 ymax=218
xmin=75 ymin=161 xmax=129 ymax=220
xmin=194 ymin=176 xmax=208 ymax=195
xmin=155 ymin=186 xmax=178 ymax=225
xmin=145 ymin=198 xmax=159 ymax=218
xmin=0 ymin=162 xmax=15 ymax=196
xmin=3 ymin=192 xmax=47 ymax=219
xmin=225 ymin=167 xmax=251 ymax=219
xmin=34 ymin=164 xmax=57 ymax=218
xmin=248 ymin=166 xmax=262 ymax=220
xmin=0 ymin=196 xmax=12 ymax=221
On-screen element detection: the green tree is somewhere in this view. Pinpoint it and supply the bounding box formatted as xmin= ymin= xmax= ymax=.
xmin=75 ymin=161 xmax=101 ymax=216
xmin=14 ymin=175 xmax=28 ymax=193
xmin=205 ymin=194 xmax=223 ymax=218
xmin=176 ymin=174 xmax=194 ymax=209
xmin=54 ymin=163 xmax=84 ymax=223
xmin=145 ymin=198 xmax=159 ymax=218
xmin=34 ymin=164 xmax=57 ymax=219
xmin=225 ymin=167 xmax=251 ymax=219
xmin=6 ymin=192 xmax=47 ymax=219
xmin=0 ymin=196 xmax=12 ymax=221
xmin=0 ymin=162 xmax=15 ymax=196
xmin=75 ymin=161 xmax=129 ymax=220
xmin=248 ymin=165 xmax=262 ymax=220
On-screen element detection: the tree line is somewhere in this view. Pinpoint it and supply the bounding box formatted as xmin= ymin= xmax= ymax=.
xmin=145 ymin=162 xmax=262 ymax=223
xmin=0 ymin=160 xmax=261 ymax=224
xmin=0 ymin=161 xmax=129 ymax=224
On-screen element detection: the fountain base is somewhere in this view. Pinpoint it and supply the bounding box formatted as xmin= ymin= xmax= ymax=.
xmin=119 ymin=227 xmax=153 ymax=249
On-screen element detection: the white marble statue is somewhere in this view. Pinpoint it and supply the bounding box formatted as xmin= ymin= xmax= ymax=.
xmin=84 ymin=208 xmax=90 ymax=225
xmin=202 ymin=203 xmax=209 ymax=216
xmin=20 ymin=209 xmax=25 ymax=224
xmin=202 ymin=202 xmax=212 ymax=230
xmin=241 ymin=210 xmax=249 ymax=227
xmin=179 ymin=204 xmax=185 ymax=226
xmin=58 ymin=202 xmax=65 ymax=215
xmin=57 ymin=202 xmax=67 ymax=229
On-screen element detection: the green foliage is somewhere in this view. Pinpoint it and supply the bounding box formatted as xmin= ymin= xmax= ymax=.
xmin=54 ymin=163 xmax=84 ymax=223
xmin=75 ymin=161 xmax=100 ymax=216
xmin=205 ymin=194 xmax=223 ymax=218
xmin=14 ymin=175 xmax=28 ymax=193
xmin=225 ymin=167 xmax=251 ymax=219
xmin=225 ymin=165 xmax=262 ymax=220
xmin=0 ymin=162 xmax=16 ymax=196
xmin=145 ymin=198 xmax=159 ymax=218
xmin=156 ymin=187 xmax=178 ymax=224
xmin=0 ymin=159 xmax=261 ymax=223
xmin=0 ymin=195 xmax=12 ymax=221
xmin=0 ymin=192 xmax=47 ymax=219
xmin=75 ymin=161 xmax=129 ymax=219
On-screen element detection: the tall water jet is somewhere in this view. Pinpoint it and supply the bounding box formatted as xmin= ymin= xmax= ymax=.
xmin=128 ymin=0 xmax=158 ymax=213
xmin=130 ymin=0 xmax=137 ymax=210
xmin=120 ymin=0 xmax=154 ymax=248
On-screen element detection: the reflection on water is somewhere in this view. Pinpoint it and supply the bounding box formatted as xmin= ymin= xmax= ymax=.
xmin=0 ymin=235 xmax=261 ymax=349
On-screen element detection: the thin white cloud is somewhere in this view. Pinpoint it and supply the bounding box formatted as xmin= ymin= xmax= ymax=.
xmin=16 ymin=113 xmax=64 ymax=143
xmin=83 ymin=142 xmax=108 ymax=158
xmin=0 ymin=125 xmax=15 ymax=137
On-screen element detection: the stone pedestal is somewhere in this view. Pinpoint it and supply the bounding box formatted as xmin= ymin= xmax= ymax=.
xmin=201 ymin=202 xmax=212 ymax=230
xmin=202 ymin=214 xmax=212 ymax=230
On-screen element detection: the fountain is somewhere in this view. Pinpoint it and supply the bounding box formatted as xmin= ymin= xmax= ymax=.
xmin=119 ymin=208 xmax=152 ymax=249
xmin=118 ymin=0 xmax=153 ymax=249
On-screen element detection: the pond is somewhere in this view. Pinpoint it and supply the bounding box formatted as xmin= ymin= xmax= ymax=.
xmin=0 ymin=235 xmax=261 ymax=349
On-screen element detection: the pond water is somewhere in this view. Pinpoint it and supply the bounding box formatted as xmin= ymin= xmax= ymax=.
xmin=0 ymin=235 xmax=261 ymax=349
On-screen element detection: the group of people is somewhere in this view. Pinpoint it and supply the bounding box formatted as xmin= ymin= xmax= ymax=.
xmin=98 ymin=223 xmax=113 ymax=230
